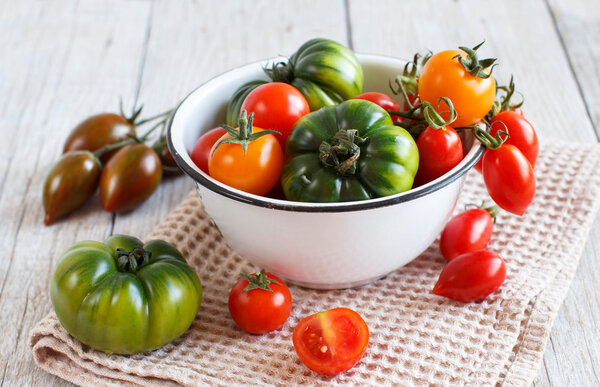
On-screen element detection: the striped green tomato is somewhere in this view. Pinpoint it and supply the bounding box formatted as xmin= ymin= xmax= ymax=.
xmin=50 ymin=235 xmax=202 ymax=355
xmin=226 ymin=38 xmax=363 ymax=125
xmin=281 ymin=99 xmax=419 ymax=202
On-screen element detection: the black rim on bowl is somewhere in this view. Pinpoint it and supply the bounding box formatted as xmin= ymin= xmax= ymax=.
xmin=167 ymin=58 xmax=486 ymax=213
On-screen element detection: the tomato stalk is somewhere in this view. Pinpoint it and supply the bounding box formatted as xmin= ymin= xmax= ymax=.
xmin=487 ymin=75 xmax=525 ymax=120
xmin=471 ymin=123 xmax=509 ymax=150
xmin=212 ymin=110 xmax=280 ymax=156
xmin=465 ymin=201 xmax=501 ymax=223
xmin=239 ymin=269 xmax=282 ymax=293
xmin=319 ymin=129 xmax=367 ymax=175
xmin=115 ymin=246 xmax=151 ymax=273
xmin=452 ymin=41 xmax=497 ymax=79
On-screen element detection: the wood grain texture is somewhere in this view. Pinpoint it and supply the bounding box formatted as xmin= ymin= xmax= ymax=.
xmin=1 ymin=0 xmax=598 ymax=385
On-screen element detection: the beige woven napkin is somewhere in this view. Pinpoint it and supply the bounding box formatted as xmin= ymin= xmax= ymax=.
xmin=30 ymin=141 xmax=600 ymax=386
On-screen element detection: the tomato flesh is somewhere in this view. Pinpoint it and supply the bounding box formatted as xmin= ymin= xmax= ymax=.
xmin=293 ymin=308 xmax=369 ymax=375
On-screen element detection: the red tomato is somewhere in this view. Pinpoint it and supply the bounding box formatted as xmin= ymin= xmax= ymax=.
xmin=474 ymin=110 xmax=537 ymax=173
xmin=208 ymin=127 xmax=284 ymax=196
xmin=439 ymin=206 xmax=496 ymax=260
xmin=293 ymin=308 xmax=369 ymax=375
xmin=419 ymin=49 xmax=496 ymax=127
xmin=433 ymin=249 xmax=506 ymax=302
xmin=353 ymin=92 xmax=401 ymax=121
xmin=482 ymin=144 xmax=535 ymax=216
xmin=190 ymin=127 xmax=227 ymax=173
xmin=228 ymin=270 xmax=292 ymax=334
xmin=511 ymin=107 xmax=523 ymax=116
xmin=414 ymin=126 xmax=463 ymax=186
xmin=241 ymin=82 xmax=310 ymax=147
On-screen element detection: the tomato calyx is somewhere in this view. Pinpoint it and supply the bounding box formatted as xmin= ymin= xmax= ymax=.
xmin=212 ymin=110 xmax=280 ymax=156
xmin=264 ymin=60 xmax=295 ymax=84
xmin=239 ymin=269 xmax=282 ymax=293
xmin=465 ymin=201 xmax=501 ymax=223
xmin=319 ymin=129 xmax=367 ymax=175
xmin=452 ymin=41 xmax=497 ymax=79
xmin=115 ymin=246 xmax=152 ymax=273
xmin=471 ymin=123 xmax=508 ymax=150
xmin=392 ymin=52 xmax=431 ymax=105
xmin=487 ymin=75 xmax=525 ymax=120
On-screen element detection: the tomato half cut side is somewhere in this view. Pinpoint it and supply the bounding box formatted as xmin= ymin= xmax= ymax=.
xmin=292 ymin=307 xmax=369 ymax=375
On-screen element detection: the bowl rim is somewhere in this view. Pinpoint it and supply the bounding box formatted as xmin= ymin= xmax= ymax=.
xmin=167 ymin=53 xmax=485 ymax=213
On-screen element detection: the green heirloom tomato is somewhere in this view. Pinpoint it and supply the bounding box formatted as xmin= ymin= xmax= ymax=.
xmin=226 ymin=38 xmax=363 ymax=125
xmin=281 ymin=99 xmax=419 ymax=202
xmin=50 ymin=235 xmax=202 ymax=355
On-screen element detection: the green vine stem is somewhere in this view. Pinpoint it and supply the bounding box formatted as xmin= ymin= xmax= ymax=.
xmin=471 ymin=122 xmax=509 ymax=150
xmin=212 ymin=110 xmax=280 ymax=156
xmin=240 ymin=269 xmax=281 ymax=293
xmin=465 ymin=201 xmax=501 ymax=223
xmin=453 ymin=41 xmax=497 ymax=79
xmin=115 ymin=246 xmax=152 ymax=273
xmin=319 ymin=129 xmax=367 ymax=175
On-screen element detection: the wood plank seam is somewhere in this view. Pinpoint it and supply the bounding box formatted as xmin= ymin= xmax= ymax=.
xmin=544 ymin=0 xmax=599 ymax=141
xmin=343 ymin=0 xmax=354 ymax=50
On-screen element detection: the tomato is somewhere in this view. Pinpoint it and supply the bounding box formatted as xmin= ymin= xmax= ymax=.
xmin=353 ymin=92 xmax=401 ymax=121
xmin=99 ymin=143 xmax=162 ymax=212
xmin=50 ymin=235 xmax=202 ymax=354
xmin=439 ymin=205 xmax=498 ymax=260
xmin=511 ymin=107 xmax=523 ymax=116
xmin=282 ymin=99 xmax=419 ymax=202
xmin=190 ymin=127 xmax=228 ymax=173
xmin=240 ymin=82 xmax=310 ymax=147
xmin=293 ymin=307 xmax=369 ymax=375
xmin=419 ymin=46 xmax=496 ymax=127
xmin=228 ymin=270 xmax=292 ymax=334
xmin=63 ymin=113 xmax=135 ymax=163
xmin=482 ymin=144 xmax=535 ymax=216
xmin=433 ymin=249 xmax=506 ymax=302
xmin=414 ymin=125 xmax=463 ymax=186
xmin=475 ymin=110 xmax=538 ymax=173
xmin=227 ymin=38 xmax=363 ymax=120
xmin=43 ymin=151 xmax=102 ymax=225
xmin=208 ymin=113 xmax=283 ymax=196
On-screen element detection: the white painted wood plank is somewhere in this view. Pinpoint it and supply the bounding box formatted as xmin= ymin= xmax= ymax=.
xmin=112 ymin=0 xmax=350 ymax=238
xmin=0 ymin=0 xmax=152 ymax=385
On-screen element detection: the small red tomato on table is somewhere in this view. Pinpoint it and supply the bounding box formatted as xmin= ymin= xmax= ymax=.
xmin=241 ymin=82 xmax=310 ymax=147
xmin=228 ymin=270 xmax=292 ymax=334
xmin=293 ymin=307 xmax=369 ymax=375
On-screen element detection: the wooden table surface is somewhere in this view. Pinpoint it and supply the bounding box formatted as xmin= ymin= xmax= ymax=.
xmin=1 ymin=0 xmax=599 ymax=385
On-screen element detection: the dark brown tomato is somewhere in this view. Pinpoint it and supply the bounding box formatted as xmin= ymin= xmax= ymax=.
xmin=63 ymin=113 xmax=135 ymax=163
xmin=43 ymin=151 xmax=102 ymax=225
xmin=99 ymin=143 xmax=162 ymax=212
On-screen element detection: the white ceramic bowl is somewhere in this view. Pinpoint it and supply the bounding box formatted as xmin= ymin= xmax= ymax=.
xmin=167 ymin=54 xmax=483 ymax=289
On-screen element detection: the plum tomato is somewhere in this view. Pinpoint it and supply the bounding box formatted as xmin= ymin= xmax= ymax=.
xmin=293 ymin=307 xmax=369 ymax=375
xmin=43 ymin=151 xmax=102 ymax=225
xmin=419 ymin=43 xmax=496 ymax=127
xmin=228 ymin=270 xmax=292 ymax=334
xmin=190 ymin=127 xmax=227 ymax=173
xmin=63 ymin=113 xmax=135 ymax=163
xmin=439 ymin=204 xmax=498 ymax=260
xmin=414 ymin=125 xmax=463 ymax=186
xmin=353 ymin=92 xmax=401 ymax=121
xmin=99 ymin=143 xmax=162 ymax=212
xmin=240 ymin=82 xmax=310 ymax=147
xmin=208 ymin=112 xmax=283 ymax=196
xmin=482 ymin=144 xmax=535 ymax=216
xmin=433 ymin=249 xmax=506 ymax=302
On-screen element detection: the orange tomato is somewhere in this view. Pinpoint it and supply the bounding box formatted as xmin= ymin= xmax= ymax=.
xmin=418 ymin=49 xmax=496 ymax=127
xmin=208 ymin=127 xmax=283 ymax=196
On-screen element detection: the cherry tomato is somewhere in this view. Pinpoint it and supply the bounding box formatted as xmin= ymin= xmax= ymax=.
xmin=228 ymin=270 xmax=292 ymax=334
xmin=511 ymin=107 xmax=523 ymax=116
xmin=419 ymin=49 xmax=496 ymax=127
xmin=209 ymin=127 xmax=283 ymax=196
xmin=99 ymin=143 xmax=162 ymax=212
xmin=293 ymin=307 xmax=369 ymax=376
xmin=440 ymin=205 xmax=497 ymax=260
xmin=433 ymin=249 xmax=506 ymax=302
xmin=414 ymin=125 xmax=463 ymax=186
xmin=190 ymin=127 xmax=227 ymax=173
xmin=475 ymin=110 xmax=538 ymax=173
xmin=482 ymin=144 xmax=535 ymax=216
xmin=353 ymin=92 xmax=401 ymax=121
xmin=43 ymin=151 xmax=102 ymax=225
xmin=63 ymin=113 xmax=135 ymax=163
xmin=241 ymin=82 xmax=310 ymax=147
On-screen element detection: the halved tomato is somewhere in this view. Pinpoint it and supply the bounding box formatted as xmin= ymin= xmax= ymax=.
xmin=292 ymin=307 xmax=369 ymax=375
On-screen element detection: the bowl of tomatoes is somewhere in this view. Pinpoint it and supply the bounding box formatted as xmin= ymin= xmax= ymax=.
xmin=168 ymin=45 xmax=484 ymax=289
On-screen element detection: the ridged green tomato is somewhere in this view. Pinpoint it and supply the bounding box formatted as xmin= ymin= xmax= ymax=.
xmin=50 ymin=235 xmax=202 ymax=355
xmin=226 ymin=38 xmax=363 ymax=125
xmin=281 ymin=99 xmax=419 ymax=202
